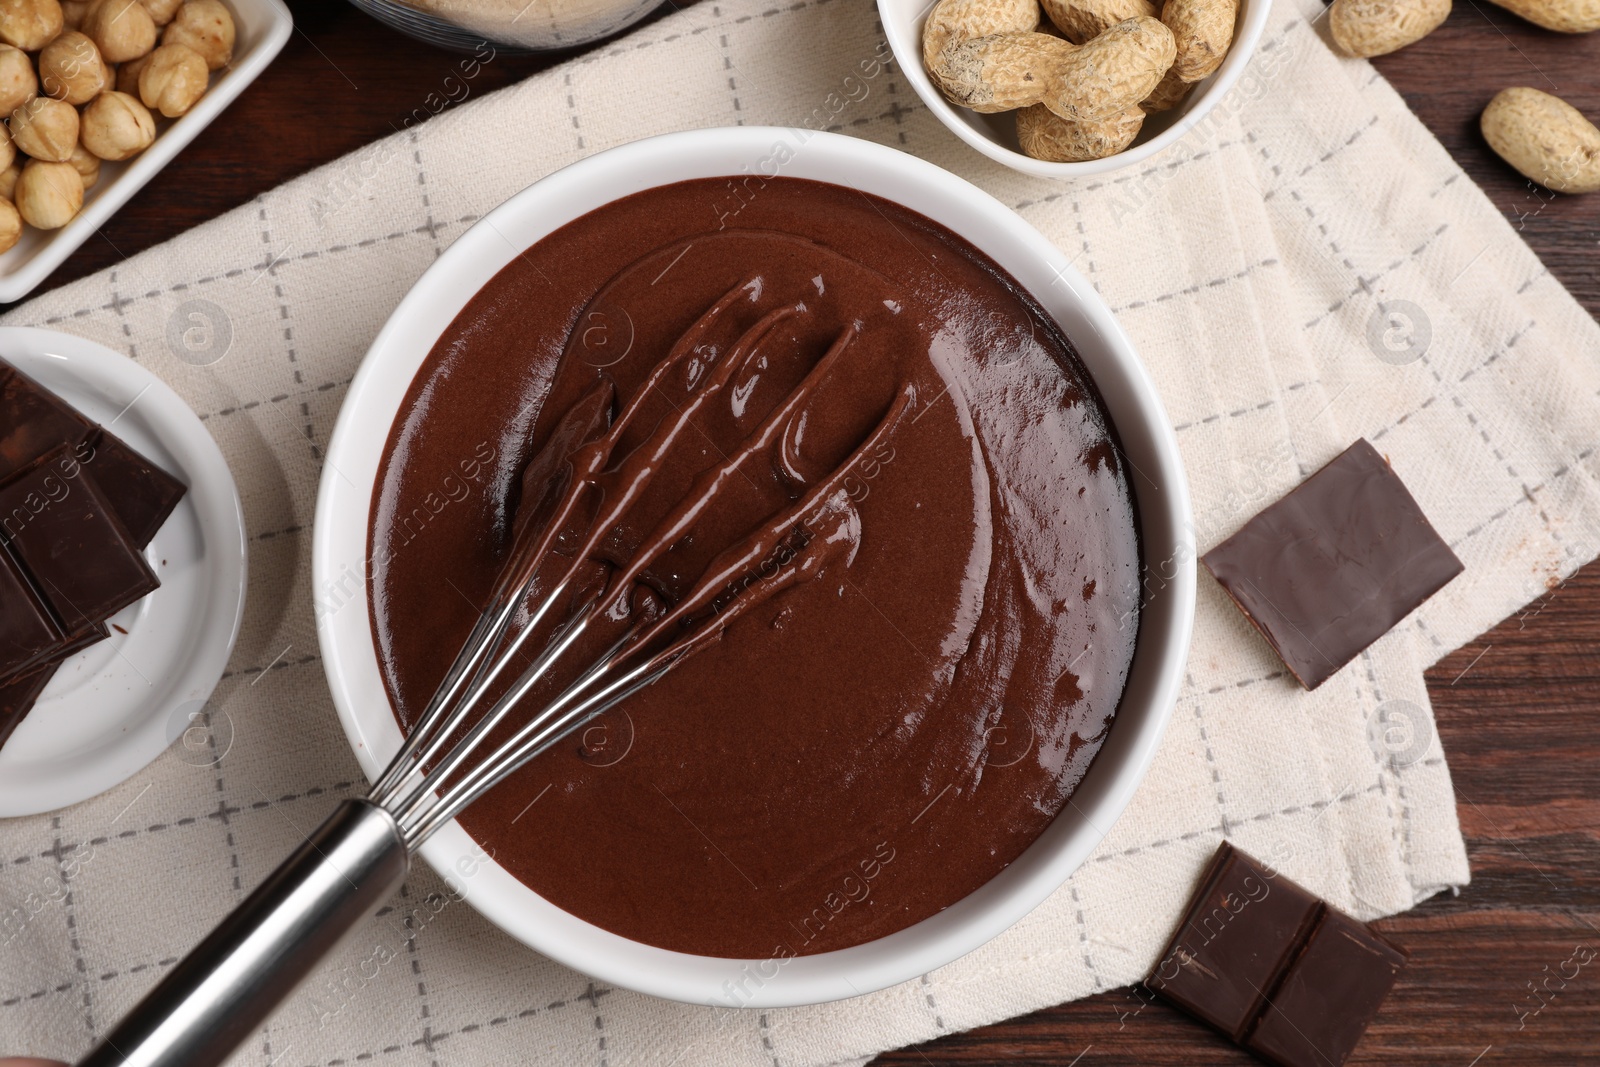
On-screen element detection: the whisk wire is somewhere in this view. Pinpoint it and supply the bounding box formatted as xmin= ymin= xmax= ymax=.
xmin=369 ymin=569 xmax=537 ymax=796
xmin=386 ymin=591 xmax=596 ymax=831
xmin=391 ymin=601 xmax=644 ymax=843
xmin=403 ymin=654 xmax=673 ymax=846
xmin=367 ymin=593 xmax=505 ymax=803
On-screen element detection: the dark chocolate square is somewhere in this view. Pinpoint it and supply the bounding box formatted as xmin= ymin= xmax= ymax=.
xmin=0 ymin=623 xmax=105 ymax=752
xmin=0 ymin=360 xmax=187 ymax=548
xmin=0 ymin=447 xmax=158 ymax=632
xmin=1201 ymin=439 xmax=1463 ymax=690
xmin=0 ymin=362 xmax=93 ymax=483
xmin=1245 ymin=909 xmax=1407 ymax=1067
xmin=80 ymin=429 xmax=188 ymax=548
xmin=0 ymin=546 xmax=62 ymax=679
xmin=0 ymin=662 xmax=58 ymax=751
xmin=1148 ymin=842 xmax=1323 ymax=1040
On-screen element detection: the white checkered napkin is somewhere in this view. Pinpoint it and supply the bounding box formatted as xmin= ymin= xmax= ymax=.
xmin=2 ymin=0 xmax=1598 ymax=1061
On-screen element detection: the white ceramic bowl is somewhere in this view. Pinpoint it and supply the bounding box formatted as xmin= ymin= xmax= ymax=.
xmin=879 ymin=0 xmax=1272 ymax=179
xmin=0 ymin=0 xmax=292 ymax=302
xmin=314 ymin=126 xmax=1195 ymax=1007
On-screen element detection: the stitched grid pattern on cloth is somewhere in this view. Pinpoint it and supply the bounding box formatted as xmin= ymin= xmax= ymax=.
xmin=3 ymin=0 xmax=1599 ymax=1062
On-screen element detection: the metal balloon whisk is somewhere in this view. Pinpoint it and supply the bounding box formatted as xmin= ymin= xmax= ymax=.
xmin=76 ymin=289 xmax=911 ymax=1067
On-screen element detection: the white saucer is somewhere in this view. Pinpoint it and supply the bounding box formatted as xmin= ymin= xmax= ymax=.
xmin=0 ymin=328 xmax=246 ymax=817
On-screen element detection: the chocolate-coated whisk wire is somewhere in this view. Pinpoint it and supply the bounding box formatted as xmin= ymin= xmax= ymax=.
xmin=364 ymin=534 xmax=674 ymax=849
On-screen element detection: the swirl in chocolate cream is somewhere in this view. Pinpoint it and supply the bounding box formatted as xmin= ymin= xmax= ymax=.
xmin=370 ymin=178 xmax=1140 ymax=959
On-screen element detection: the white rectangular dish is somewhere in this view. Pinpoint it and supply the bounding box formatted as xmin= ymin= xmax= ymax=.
xmin=0 ymin=0 xmax=292 ymax=303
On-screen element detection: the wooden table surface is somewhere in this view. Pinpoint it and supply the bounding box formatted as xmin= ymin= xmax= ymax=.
xmin=11 ymin=2 xmax=1596 ymax=1063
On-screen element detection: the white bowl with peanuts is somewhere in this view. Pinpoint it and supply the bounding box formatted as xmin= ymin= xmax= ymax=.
xmin=881 ymin=0 xmax=1271 ymax=176
xmin=0 ymin=0 xmax=290 ymax=301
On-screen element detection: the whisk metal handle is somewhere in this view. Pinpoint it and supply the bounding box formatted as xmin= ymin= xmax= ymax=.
xmin=75 ymin=799 xmax=410 ymax=1067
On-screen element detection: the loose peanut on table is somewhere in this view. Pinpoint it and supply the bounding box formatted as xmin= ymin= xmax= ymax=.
xmin=39 ymin=30 xmax=110 ymax=104
xmin=1485 ymin=0 xmax=1600 ymax=31
xmin=1017 ymin=100 xmax=1146 ymax=159
xmin=1329 ymin=0 xmax=1451 ymax=56
xmin=11 ymin=95 xmax=78 ymax=162
xmin=15 ymin=157 xmax=81 ymax=227
xmin=162 ymin=0 xmax=233 ymax=69
xmin=922 ymin=0 xmax=1041 ymax=67
xmin=1481 ymin=87 xmax=1600 ymax=194
xmin=1041 ymin=0 xmax=1157 ymax=44
xmin=1326 ymin=0 xmax=1592 ymax=53
xmin=79 ymin=88 xmax=155 ymax=159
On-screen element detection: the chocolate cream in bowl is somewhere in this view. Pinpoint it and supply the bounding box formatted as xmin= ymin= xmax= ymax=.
xmin=369 ymin=177 xmax=1140 ymax=959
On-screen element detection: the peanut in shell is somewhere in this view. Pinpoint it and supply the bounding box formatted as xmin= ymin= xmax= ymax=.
xmin=1329 ymin=0 xmax=1450 ymax=57
xmin=1481 ymin=87 xmax=1600 ymax=194
xmin=1161 ymin=0 xmax=1237 ymax=81
xmin=1042 ymin=16 xmax=1175 ymax=122
xmin=1017 ymin=101 xmax=1145 ymax=159
xmin=1040 ymin=0 xmax=1157 ymax=43
xmin=931 ymin=31 xmax=1078 ymax=113
xmin=922 ymin=0 xmax=1042 ymax=68
xmin=1484 ymin=0 xmax=1599 ymax=31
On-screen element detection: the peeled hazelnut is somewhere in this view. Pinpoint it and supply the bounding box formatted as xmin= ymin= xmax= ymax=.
xmin=0 ymin=195 xmax=20 ymax=254
xmin=60 ymin=0 xmax=87 ymax=28
xmin=0 ymin=161 xmax=17 ymax=200
xmin=0 ymin=45 xmax=34 ymax=115
xmin=162 ymin=0 xmax=230 ymax=70
xmin=115 ymin=50 xmax=149 ymax=94
xmin=15 ymin=158 xmax=81 ymax=228
xmin=78 ymin=88 xmax=152 ymax=159
xmin=66 ymin=138 xmax=96 ymax=186
xmin=0 ymin=0 xmax=65 ymax=51
xmin=138 ymin=40 xmax=203 ymax=116
xmin=84 ymin=0 xmax=155 ymax=63
xmin=140 ymin=0 xmax=180 ymax=24
xmin=10 ymin=96 xmax=80 ymax=162
xmin=39 ymin=31 xmax=110 ymax=105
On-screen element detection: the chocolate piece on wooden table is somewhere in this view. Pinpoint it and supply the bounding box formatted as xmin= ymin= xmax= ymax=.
xmin=1202 ymin=439 xmax=1463 ymax=690
xmin=1148 ymin=841 xmax=1409 ymax=1067
xmin=1246 ymin=908 xmax=1408 ymax=1067
xmin=1146 ymin=841 xmax=1323 ymax=1040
